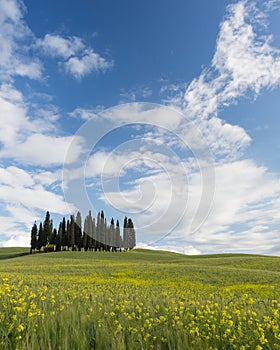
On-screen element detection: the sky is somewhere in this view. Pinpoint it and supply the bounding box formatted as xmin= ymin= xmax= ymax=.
xmin=1 ymin=0 xmax=280 ymax=255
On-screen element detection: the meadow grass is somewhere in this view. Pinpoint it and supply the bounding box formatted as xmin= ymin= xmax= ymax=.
xmin=0 ymin=248 xmax=280 ymax=349
xmin=0 ymin=247 xmax=29 ymax=260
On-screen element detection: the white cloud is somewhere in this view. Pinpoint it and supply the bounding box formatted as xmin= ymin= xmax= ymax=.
xmin=0 ymin=166 xmax=34 ymax=187
xmin=0 ymin=165 xmax=75 ymax=214
xmin=86 ymin=149 xmax=170 ymax=178
xmin=101 ymin=103 xmax=183 ymax=130
xmin=64 ymin=50 xmax=113 ymax=79
xmin=0 ymin=184 xmax=72 ymax=214
xmin=69 ymin=107 xmax=100 ymax=120
xmin=180 ymin=159 xmax=280 ymax=253
xmin=91 ymin=144 xmax=280 ymax=255
xmin=33 ymin=170 xmax=62 ymax=187
xmin=0 ymin=83 xmax=84 ymax=166
xmin=0 ymin=0 xmax=43 ymax=80
xmin=0 ymin=84 xmax=29 ymax=146
xmin=37 ymin=34 xmax=84 ymax=59
xmin=1 ymin=234 xmax=30 ymax=247
xmin=0 ymin=216 xmax=31 ymax=247
xmin=184 ymin=0 xmax=280 ymax=119
xmin=0 ymin=165 xmax=61 ymax=190
xmin=119 ymin=86 xmax=153 ymax=103
xmin=0 ymin=165 xmax=77 ymax=247
xmin=15 ymin=61 xmax=42 ymax=79
xmin=0 ymin=133 xmax=84 ymax=166
xmin=0 ymin=206 xmax=38 ymax=247
xmin=37 ymin=33 xmax=113 ymax=79
xmin=0 ymin=0 xmax=113 ymax=81
xmin=160 ymin=82 xmax=187 ymax=108
xmin=5 ymin=204 xmax=38 ymax=228
xmin=0 ymin=84 xmax=57 ymax=147
xmin=197 ymin=117 xmax=252 ymax=159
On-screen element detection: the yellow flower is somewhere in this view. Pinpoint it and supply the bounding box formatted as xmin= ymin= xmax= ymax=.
xmin=17 ymin=324 xmax=25 ymax=333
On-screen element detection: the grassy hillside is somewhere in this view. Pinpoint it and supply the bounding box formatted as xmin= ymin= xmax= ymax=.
xmin=1 ymin=248 xmax=280 ymax=287
xmin=1 ymin=249 xmax=280 ymax=349
xmin=0 ymin=247 xmax=29 ymax=260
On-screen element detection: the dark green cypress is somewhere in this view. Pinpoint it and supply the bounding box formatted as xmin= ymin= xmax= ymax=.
xmin=116 ymin=220 xmax=122 ymax=251
xmin=127 ymin=218 xmax=136 ymax=249
xmin=56 ymin=222 xmax=62 ymax=252
xmin=30 ymin=222 xmax=37 ymax=254
xmin=83 ymin=216 xmax=88 ymax=251
xmin=61 ymin=217 xmax=67 ymax=249
xmin=69 ymin=215 xmax=76 ymax=250
xmin=123 ymin=216 xmax=128 ymax=250
xmin=100 ymin=210 xmax=105 ymax=251
xmin=96 ymin=212 xmax=101 ymax=251
xmin=43 ymin=211 xmax=52 ymax=246
xmin=37 ymin=222 xmax=44 ymax=251
xmin=75 ymin=211 xmax=83 ymax=251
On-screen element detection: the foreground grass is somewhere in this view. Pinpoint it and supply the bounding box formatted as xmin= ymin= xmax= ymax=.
xmin=0 ymin=249 xmax=280 ymax=349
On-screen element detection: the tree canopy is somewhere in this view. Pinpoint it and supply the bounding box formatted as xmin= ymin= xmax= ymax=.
xmin=30 ymin=211 xmax=136 ymax=253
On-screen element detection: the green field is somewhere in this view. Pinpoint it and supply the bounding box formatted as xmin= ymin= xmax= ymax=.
xmin=0 ymin=248 xmax=280 ymax=349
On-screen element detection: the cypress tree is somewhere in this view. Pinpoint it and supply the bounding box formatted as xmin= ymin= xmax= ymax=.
xmin=69 ymin=215 xmax=76 ymax=250
xmin=37 ymin=222 xmax=44 ymax=251
xmin=83 ymin=217 xmax=88 ymax=251
xmin=92 ymin=218 xmax=97 ymax=251
xmin=53 ymin=228 xmax=57 ymax=243
xmin=50 ymin=219 xmax=54 ymax=244
xmin=56 ymin=222 xmax=62 ymax=252
xmin=75 ymin=211 xmax=83 ymax=251
xmin=116 ymin=220 xmax=122 ymax=251
xmin=43 ymin=211 xmax=52 ymax=246
xmin=30 ymin=222 xmax=37 ymax=254
xmin=67 ymin=219 xmax=70 ymax=248
xmin=104 ymin=218 xmax=108 ymax=251
xmin=31 ymin=210 xmax=136 ymax=254
xmin=87 ymin=211 xmax=93 ymax=251
xmin=61 ymin=217 xmax=67 ymax=249
xmin=96 ymin=212 xmax=101 ymax=251
xmin=100 ymin=210 xmax=105 ymax=251
xmin=109 ymin=218 xmax=115 ymax=251
xmin=127 ymin=218 xmax=136 ymax=249
xmin=123 ymin=216 xmax=128 ymax=250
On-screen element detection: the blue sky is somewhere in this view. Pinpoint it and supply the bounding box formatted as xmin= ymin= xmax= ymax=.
xmin=1 ymin=0 xmax=280 ymax=255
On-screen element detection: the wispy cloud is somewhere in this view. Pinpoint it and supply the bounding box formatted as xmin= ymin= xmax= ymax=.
xmin=37 ymin=33 xmax=113 ymax=79
xmin=0 ymin=0 xmax=113 ymax=82
xmin=64 ymin=50 xmax=113 ymax=79
xmin=0 ymin=0 xmax=42 ymax=80
xmin=69 ymin=107 xmax=104 ymax=120
xmin=119 ymin=86 xmax=153 ymax=103
xmin=194 ymin=117 xmax=252 ymax=160
xmin=184 ymin=0 xmax=280 ymax=119
xmin=92 ymin=142 xmax=280 ymax=255
xmin=37 ymin=34 xmax=85 ymax=59
xmin=0 ymin=133 xmax=84 ymax=166
xmin=0 ymin=84 xmax=84 ymax=166
xmin=0 ymin=165 xmax=76 ymax=247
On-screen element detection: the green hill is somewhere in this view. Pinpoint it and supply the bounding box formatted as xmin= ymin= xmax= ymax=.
xmin=1 ymin=248 xmax=280 ymax=288
xmin=0 ymin=247 xmax=29 ymax=260
xmin=1 ymin=248 xmax=280 ymax=349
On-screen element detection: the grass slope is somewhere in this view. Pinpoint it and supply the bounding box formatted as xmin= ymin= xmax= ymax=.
xmin=0 ymin=247 xmax=29 ymax=260
xmin=1 ymin=249 xmax=280 ymax=349
xmin=1 ymin=248 xmax=280 ymax=286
